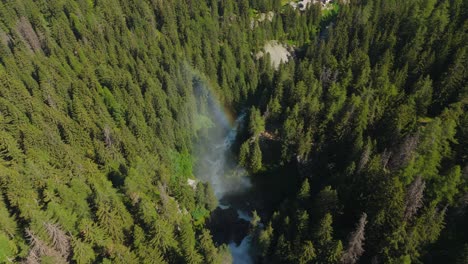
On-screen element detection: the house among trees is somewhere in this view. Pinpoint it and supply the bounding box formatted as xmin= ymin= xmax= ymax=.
xmin=291 ymin=0 xmax=334 ymax=11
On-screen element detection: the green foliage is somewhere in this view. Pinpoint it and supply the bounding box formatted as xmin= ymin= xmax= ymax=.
xmin=298 ymin=178 xmax=310 ymax=201
xmin=239 ymin=141 xmax=250 ymax=167
xmin=257 ymin=222 xmax=274 ymax=257
xmin=204 ymin=182 xmax=218 ymax=211
xmin=179 ymin=219 xmax=203 ymax=263
xmin=0 ymin=0 xmax=277 ymax=261
xmin=170 ymin=150 xmax=193 ymax=182
xmin=248 ymin=0 xmax=466 ymax=262
xmin=193 ymin=181 xmax=217 ymax=225
xmin=239 ymin=139 xmax=263 ymax=173
xmin=192 ymin=206 xmax=210 ymax=226
xmin=321 ymin=3 xmax=340 ymax=19
xmin=251 ymin=140 xmax=263 ymax=173
xmin=193 ymin=114 xmax=214 ymax=133
xmin=249 ymin=106 xmax=265 ymax=138
xmin=0 ymin=233 xmax=15 ymax=263
xmin=71 ymin=237 xmax=96 ymax=264
xmin=298 ymin=241 xmax=316 ymax=264
xmin=199 ymin=229 xmax=223 ymax=264
xmin=0 ymin=0 xmax=465 ymax=263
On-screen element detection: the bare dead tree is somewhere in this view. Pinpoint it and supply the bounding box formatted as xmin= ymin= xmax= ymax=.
xmin=103 ymin=125 xmax=112 ymax=148
xmin=0 ymin=29 xmax=12 ymax=48
xmin=381 ymin=149 xmax=392 ymax=170
xmin=388 ymin=134 xmax=419 ymax=170
xmin=341 ymin=213 xmax=368 ymax=264
xmin=45 ymin=94 xmax=56 ymax=109
xmin=44 ymin=222 xmax=71 ymax=258
xmin=321 ymin=67 xmax=338 ymax=88
xmin=358 ymin=143 xmax=371 ymax=172
xmin=25 ymin=229 xmax=47 ymax=264
xmin=16 ymin=17 xmax=42 ymax=52
xmin=158 ymin=182 xmax=170 ymax=211
xmin=25 ymin=249 xmax=40 ymax=264
xmin=404 ymin=176 xmax=426 ymax=221
xmin=24 ymin=229 xmax=64 ymax=264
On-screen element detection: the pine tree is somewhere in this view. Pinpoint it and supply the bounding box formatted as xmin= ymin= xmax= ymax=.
xmin=299 ymin=241 xmax=316 ymax=264
xmin=248 ymin=106 xmax=265 ymax=139
xmin=199 ymin=229 xmax=219 ymax=264
xmin=257 ymin=222 xmax=274 ymax=257
xmin=204 ymin=183 xmax=218 ymax=211
xmin=250 ymin=140 xmax=262 ymax=173
xmin=239 ymin=141 xmax=250 ymax=168
xmin=179 ymin=219 xmax=203 ymax=264
xmin=298 ymin=178 xmax=310 ymax=201
xmin=314 ymin=213 xmax=343 ymax=263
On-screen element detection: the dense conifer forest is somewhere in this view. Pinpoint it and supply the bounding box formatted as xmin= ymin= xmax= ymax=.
xmin=0 ymin=0 xmax=466 ymax=263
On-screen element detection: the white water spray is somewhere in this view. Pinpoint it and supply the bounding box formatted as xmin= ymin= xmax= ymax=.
xmin=193 ymin=80 xmax=254 ymax=263
xmin=193 ymin=96 xmax=250 ymax=198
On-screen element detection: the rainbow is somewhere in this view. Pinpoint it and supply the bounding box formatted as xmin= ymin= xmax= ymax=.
xmin=184 ymin=62 xmax=237 ymax=127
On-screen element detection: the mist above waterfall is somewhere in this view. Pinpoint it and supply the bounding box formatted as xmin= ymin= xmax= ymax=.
xmin=192 ymin=76 xmax=256 ymax=264
xmin=192 ymin=77 xmax=251 ymax=198
xmin=229 ymin=235 xmax=254 ymax=264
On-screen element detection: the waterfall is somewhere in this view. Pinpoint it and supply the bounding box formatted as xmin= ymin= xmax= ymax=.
xmin=193 ymin=77 xmax=255 ymax=263
xmin=193 ymin=98 xmax=250 ymax=198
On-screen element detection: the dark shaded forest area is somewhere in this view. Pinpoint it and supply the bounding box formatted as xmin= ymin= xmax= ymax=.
xmin=0 ymin=0 xmax=466 ymax=263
